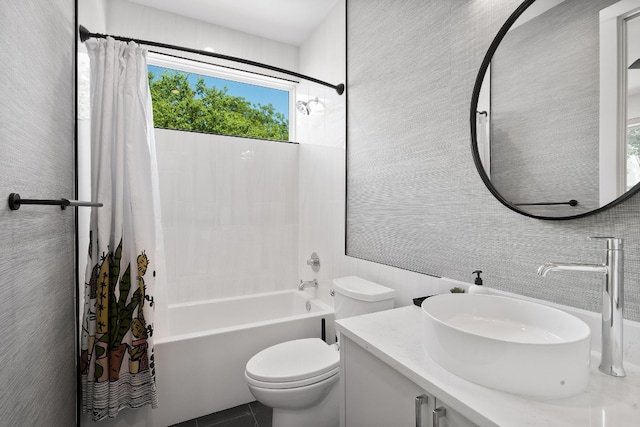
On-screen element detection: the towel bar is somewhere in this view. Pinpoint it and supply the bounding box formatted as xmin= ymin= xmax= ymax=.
xmin=8 ymin=193 xmax=103 ymax=210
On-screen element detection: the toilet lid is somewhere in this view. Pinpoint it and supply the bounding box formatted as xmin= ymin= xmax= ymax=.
xmin=245 ymin=367 xmax=339 ymax=390
xmin=245 ymin=338 xmax=339 ymax=383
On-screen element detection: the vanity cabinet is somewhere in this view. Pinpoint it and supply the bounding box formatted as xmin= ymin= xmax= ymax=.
xmin=340 ymin=336 xmax=476 ymax=427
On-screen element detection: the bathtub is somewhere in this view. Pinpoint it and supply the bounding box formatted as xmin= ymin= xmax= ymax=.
xmin=151 ymin=289 xmax=334 ymax=426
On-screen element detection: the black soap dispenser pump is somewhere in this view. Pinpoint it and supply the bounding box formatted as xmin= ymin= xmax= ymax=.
xmin=469 ymin=270 xmax=489 ymax=294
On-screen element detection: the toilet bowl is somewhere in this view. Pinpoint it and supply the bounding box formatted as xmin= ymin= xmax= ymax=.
xmin=245 ymin=338 xmax=340 ymax=427
xmin=245 ymin=276 xmax=395 ymax=427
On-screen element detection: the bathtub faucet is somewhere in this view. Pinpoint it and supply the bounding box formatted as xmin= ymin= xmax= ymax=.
xmin=537 ymin=237 xmax=625 ymax=378
xmin=298 ymin=279 xmax=318 ymax=291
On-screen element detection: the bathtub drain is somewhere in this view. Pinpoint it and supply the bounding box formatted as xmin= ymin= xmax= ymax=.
xmin=306 ymin=300 xmax=311 ymax=312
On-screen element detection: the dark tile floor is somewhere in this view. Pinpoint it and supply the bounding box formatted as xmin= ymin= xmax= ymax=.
xmin=170 ymin=401 xmax=272 ymax=427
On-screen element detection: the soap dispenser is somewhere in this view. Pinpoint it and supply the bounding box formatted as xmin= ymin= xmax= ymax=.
xmin=468 ymin=270 xmax=490 ymax=294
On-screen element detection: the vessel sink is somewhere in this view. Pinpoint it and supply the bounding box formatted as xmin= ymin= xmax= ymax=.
xmin=422 ymin=294 xmax=591 ymax=398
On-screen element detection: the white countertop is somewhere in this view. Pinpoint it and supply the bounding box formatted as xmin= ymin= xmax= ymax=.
xmin=335 ymin=306 xmax=640 ymax=427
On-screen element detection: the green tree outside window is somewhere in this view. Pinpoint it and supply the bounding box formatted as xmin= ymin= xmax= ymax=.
xmin=629 ymin=125 xmax=640 ymax=157
xmin=148 ymin=69 xmax=289 ymax=141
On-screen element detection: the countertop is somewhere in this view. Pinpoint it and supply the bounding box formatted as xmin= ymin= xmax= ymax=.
xmin=335 ymin=306 xmax=640 ymax=427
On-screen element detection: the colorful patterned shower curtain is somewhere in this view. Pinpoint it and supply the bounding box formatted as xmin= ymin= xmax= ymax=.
xmin=81 ymin=37 xmax=164 ymax=421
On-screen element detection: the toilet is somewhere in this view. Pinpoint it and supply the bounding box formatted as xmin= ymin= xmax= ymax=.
xmin=244 ymin=276 xmax=395 ymax=427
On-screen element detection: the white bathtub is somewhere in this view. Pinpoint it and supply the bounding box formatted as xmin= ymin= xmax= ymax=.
xmin=151 ymin=289 xmax=334 ymax=426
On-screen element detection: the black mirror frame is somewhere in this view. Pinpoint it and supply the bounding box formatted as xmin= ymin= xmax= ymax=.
xmin=470 ymin=0 xmax=640 ymax=220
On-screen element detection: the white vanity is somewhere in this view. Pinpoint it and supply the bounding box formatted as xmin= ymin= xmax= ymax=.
xmin=336 ymin=305 xmax=640 ymax=427
xmin=339 ymin=328 xmax=474 ymax=427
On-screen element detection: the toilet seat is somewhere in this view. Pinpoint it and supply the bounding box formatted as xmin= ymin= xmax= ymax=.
xmin=245 ymin=366 xmax=339 ymax=389
xmin=245 ymin=338 xmax=339 ymax=390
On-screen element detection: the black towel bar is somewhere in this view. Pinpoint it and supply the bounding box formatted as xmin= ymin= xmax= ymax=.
xmin=513 ymin=200 xmax=578 ymax=207
xmin=8 ymin=193 xmax=103 ymax=210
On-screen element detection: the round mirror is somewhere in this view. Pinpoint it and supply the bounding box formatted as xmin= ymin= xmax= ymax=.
xmin=471 ymin=0 xmax=640 ymax=219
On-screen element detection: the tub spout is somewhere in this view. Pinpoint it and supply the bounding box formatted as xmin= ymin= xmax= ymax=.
xmin=537 ymin=237 xmax=625 ymax=377
xmin=298 ymin=279 xmax=318 ymax=291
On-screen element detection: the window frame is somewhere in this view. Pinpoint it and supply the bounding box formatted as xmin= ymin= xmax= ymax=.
xmin=147 ymin=52 xmax=297 ymax=142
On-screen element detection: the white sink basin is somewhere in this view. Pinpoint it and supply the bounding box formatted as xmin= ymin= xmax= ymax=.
xmin=422 ymin=294 xmax=591 ymax=398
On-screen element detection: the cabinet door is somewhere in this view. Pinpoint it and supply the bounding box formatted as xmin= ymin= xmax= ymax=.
xmin=342 ymin=337 xmax=432 ymax=427
xmin=433 ymin=398 xmax=477 ymax=427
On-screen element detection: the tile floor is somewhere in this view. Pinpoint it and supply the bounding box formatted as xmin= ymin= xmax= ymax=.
xmin=170 ymin=401 xmax=272 ymax=427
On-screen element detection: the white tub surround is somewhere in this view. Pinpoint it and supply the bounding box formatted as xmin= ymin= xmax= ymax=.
xmin=155 ymin=129 xmax=299 ymax=306
xmin=336 ymin=306 xmax=640 ymax=427
xmin=162 ymin=289 xmax=330 ymax=339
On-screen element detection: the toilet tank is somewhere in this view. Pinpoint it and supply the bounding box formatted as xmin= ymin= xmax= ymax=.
xmin=332 ymin=276 xmax=396 ymax=320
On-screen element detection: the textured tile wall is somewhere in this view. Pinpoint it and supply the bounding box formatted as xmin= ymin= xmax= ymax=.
xmin=0 ymin=0 xmax=76 ymax=424
xmin=346 ymin=0 xmax=640 ymax=321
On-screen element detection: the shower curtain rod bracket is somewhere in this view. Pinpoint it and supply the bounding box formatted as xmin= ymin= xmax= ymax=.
xmin=79 ymin=24 xmax=91 ymax=42
xmin=78 ymin=25 xmax=346 ymax=95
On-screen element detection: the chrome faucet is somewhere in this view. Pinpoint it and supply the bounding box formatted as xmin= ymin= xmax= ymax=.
xmin=537 ymin=237 xmax=625 ymax=377
xmin=298 ymin=279 xmax=318 ymax=291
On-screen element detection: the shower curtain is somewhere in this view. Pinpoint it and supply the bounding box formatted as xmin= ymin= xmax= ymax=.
xmin=80 ymin=37 xmax=164 ymax=421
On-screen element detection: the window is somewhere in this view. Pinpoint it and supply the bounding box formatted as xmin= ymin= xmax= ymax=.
xmin=147 ymin=53 xmax=295 ymax=142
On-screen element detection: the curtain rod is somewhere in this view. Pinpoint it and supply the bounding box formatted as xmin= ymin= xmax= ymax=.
xmin=148 ymin=50 xmax=299 ymax=85
xmin=79 ymin=25 xmax=345 ymax=95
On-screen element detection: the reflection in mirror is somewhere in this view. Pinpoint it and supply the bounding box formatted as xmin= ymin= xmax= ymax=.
xmin=627 ymin=14 xmax=640 ymax=191
xmin=472 ymin=0 xmax=640 ymax=219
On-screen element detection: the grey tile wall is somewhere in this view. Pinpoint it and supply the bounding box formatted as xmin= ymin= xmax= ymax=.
xmin=0 ymin=0 xmax=76 ymax=424
xmin=346 ymin=0 xmax=640 ymax=321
